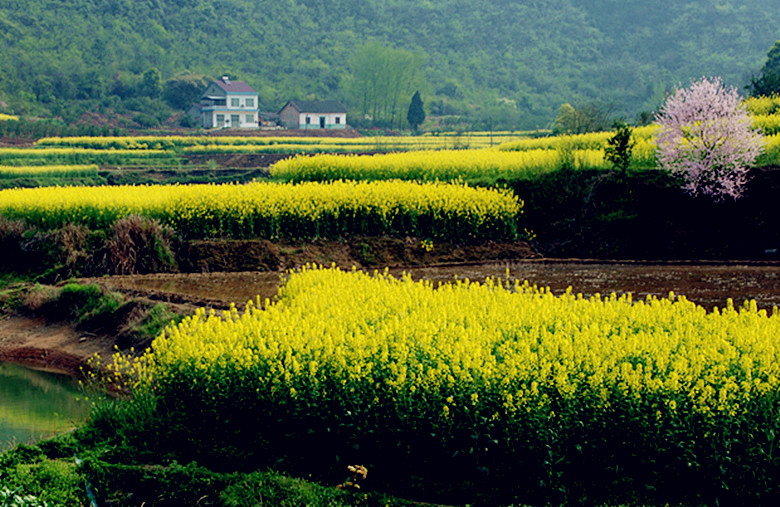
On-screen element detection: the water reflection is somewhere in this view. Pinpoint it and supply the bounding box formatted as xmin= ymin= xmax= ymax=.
xmin=0 ymin=362 xmax=93 ymax=452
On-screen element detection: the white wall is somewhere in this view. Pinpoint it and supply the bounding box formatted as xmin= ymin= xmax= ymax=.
xmin=299 ymin=112 xmax=347 ymax=129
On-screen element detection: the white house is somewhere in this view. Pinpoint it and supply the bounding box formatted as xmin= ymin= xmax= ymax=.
xmin=278 ymin=100 xmax=347 ymax=129
xmin=196 ymin=77 xmax=259 ymax=129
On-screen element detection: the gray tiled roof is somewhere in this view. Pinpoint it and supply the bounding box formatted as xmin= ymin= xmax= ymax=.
xmin=284 ymin=100 xmax=347 ymax=113
xmin=214 ymin=79 xmax=257 ymax=94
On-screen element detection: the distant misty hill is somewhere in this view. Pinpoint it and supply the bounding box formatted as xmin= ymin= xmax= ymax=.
xmin=0 ymin=0 xmax=778 ymax=129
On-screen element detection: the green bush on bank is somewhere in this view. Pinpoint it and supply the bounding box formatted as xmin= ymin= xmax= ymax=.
xmin=0 ymin=434 xmax=427 ymax=506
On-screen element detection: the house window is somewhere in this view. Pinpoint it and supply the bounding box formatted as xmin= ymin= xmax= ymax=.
xmin=231 ymin=98 xmax=239 ymax=107
xmin=216 ymin=114 xmax=225 ymax=125
xmin=335 ymin=116 xmax=341 ymax=124
xmin=245 ymin=98 xmax=254 ymax=108
xmin=231 ymin=114 xmax=240 ymax=126
xmin=245 ymin=114 xmax=254 ymax=124
xmin=305 ymin=116 xmax=311 ymax=124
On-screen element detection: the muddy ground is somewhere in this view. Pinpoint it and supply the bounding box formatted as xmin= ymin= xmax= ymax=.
xmin=0 ymin=314 xmax=116 ymax=376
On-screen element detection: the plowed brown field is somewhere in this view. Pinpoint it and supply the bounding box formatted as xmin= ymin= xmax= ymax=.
xmin=92 ymin=259 xmax=780 ymax=312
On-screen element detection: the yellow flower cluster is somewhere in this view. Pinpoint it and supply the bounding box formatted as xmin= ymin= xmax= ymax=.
xmin=0 ymin=180 xmax=521 ymax=240
xmin=0 ymin=113 xmax=19 ymax=122
xmin=130 ymin=266 xmax=780 ymax=425
xmin=0 ymin=147 xmax=170 ymax=164
xmin=761 ymin=133 xmax=780 ymax=154
xmin=752 ymin=113 xmax=780 ymax=135
xmin=745 ymin=95 xmax=780 ymax=116
xmin=269 ymin=141 xmax=663 ymax=183
xmin=497 ymin=126 xmax=659 ymax=152
xmin=0 ymin=164 xmax=98 ymax=179
xmin=271 ymin=148 xmax=619 ymax=183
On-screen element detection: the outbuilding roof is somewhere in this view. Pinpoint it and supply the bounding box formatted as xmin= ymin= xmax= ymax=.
xmin=281 ymin=100 xmax=347 ymax=114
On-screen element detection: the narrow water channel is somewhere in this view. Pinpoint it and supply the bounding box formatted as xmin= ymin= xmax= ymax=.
xmin=0 ymin=362 xmax=93 ymax=452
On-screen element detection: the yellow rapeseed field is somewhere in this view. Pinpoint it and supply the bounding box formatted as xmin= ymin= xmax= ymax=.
xmin=271 ymin=148 xmax=618 ymax=182
xmin=126 ymin=265 xmax=780 ymax=425
xmin=0 ymin=180 xmax=521 ymax=240
xmin=0 ymin=164 xmax=98 ymax=179
xmin=745 ymin=95 xmax=780 ymax=115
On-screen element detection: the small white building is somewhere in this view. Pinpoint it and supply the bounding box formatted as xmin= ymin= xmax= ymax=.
xmin=196 ymin=77 xmax=259 ymax=129
xmin=278 ymin=100 xmax=347 ymax=129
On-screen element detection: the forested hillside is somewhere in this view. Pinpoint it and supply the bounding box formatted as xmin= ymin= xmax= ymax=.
xmin=0 ymin=0 xmax=778 ymax=129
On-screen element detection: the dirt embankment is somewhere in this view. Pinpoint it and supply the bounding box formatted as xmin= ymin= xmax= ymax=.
xmin=175 ymin=237 xmax=541 ymax=273
xmin=0 ymin=314 xmax=113 ymax=376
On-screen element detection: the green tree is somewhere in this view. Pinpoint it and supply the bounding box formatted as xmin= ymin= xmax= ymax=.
xmin=554 ymin=101 xmax=615 ymax=134
xmin=554 ymin=103 xmax=578 ymax=133
xmin=163 ymin=72 xmax=211 ymax=110
xmin=407 ymin=90 xmax=425 ymax=132
xmin=140 ymin=68 xmax=162 ymax=99
xmin=749 ymin=40 xmax=780 ymax=97
xmin=348 ymin=42 xmax=426 ymax=128
xmin=604 ymin=121 xmax=634 ymax=180
xmin=762 ymin=39 xmax=780 ymax=77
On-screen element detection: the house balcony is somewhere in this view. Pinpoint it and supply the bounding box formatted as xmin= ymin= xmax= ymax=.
xmin=201 ymin=97 xmax=227 ymax=108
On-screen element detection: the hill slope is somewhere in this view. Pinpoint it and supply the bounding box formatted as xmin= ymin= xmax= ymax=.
xmin=0 ymin=0 xmax=778 ymax=128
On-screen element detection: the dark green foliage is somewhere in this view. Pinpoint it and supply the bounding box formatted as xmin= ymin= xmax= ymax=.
xmin=140 ymin=68 xmax=163 ymax=99
xmin=127 ymin=303 xmax=183 ymax=346
xmin=1 ymin=1 xmax=779 ymax=130
xmin=762 ymin=39 xmax=780 ymax=79
xmin=163 ymin=72 xmax=211 ymax=110
xmin=0 ymin=118 xmax=123 ymax=139
xmin=406 ymin=91 xmax=425 ymax=131
xmin=750 ymin=73 xmax=780 ymax=97
xmin=132 ymin=112 xmax=161 ymax=128
xmin=0 ymin=432 xmax=420 ymax=506
xmin=0 ymin=438 xmax=86 ymax=506
xmin=604 ymin=121 xmax=635 ymax=178
xmin=509 ymin=166 xmax=780 ymax=260
xmin=749 ymin=39 xmax=780 ymax=96
xmin=79 ymin=459 xmax=229 ymax=506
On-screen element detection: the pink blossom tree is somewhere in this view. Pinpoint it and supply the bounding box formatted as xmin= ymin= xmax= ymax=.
xmin=654 ymin=76 xmax=766 ymax=200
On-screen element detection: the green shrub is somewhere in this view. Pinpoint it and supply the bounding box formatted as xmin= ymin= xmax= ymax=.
xmin=0 ymin=487 xmax=49 ymax=507
xmin=37 ymin=283 xmax=127 ymax=333
xmin=1 ymin=460 xmax=84 ymax=506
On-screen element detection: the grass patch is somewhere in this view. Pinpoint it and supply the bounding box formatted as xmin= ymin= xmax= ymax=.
xmin=128 ymin=303 xmax=184 ymax=343
xmin=0 ymin=431 xmax=441 ymax=506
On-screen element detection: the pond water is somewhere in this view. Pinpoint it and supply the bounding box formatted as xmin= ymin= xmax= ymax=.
xmin=0 ymin=362 xmax=93 ymax=452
